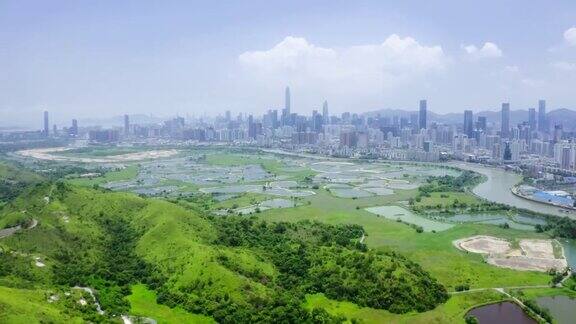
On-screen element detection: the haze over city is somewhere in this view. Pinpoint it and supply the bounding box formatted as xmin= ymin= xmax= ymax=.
xmin=2 ymin=0 xmax=576 ymax=128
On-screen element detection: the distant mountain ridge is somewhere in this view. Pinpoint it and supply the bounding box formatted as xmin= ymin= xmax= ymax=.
xmin=78 ymin=114 xmax=166 ymax=128
xmin=364 ymin=108 xmax=576 ymax=131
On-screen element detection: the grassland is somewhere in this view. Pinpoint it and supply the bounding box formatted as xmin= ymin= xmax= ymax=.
xmin=205 ymin=152 xmax=316 ymax=181
xmin=511 ymin=287 xmax=576 ymax=300
xmin=0 ymin=286 xmax=84 ymax=324
xmin=205 ymin=153 xmax=284 ymax=172
xmin=414 ymin=192 xmax=482 ymax=209
xmin=127 ymin=284 xmax=214 ymax=323
xmin=258 ymin=189 xmax=551 ymax=290
xmin=0 ymin=162 xmax=43 ymax=183
xmin=304 ymin=290 xmax=506 ymax=324
xmin=67 ymin=165 xmax=139 ymax=186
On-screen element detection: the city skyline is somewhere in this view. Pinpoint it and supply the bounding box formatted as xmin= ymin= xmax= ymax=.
xmin=28 ymin=93 xmax=573 ymax=132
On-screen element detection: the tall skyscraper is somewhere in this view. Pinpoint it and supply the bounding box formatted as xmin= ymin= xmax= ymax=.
xmin=528 ymin=108 xmax=536 ymax=131
xmin=322 ymin=100 xmax=329 ymax=124
xmin=43 ymin=111 xmax=49 ymax=137
xmin=538 ymin=99 xmax=547 ymax=132
xmin=271 ymin=109 xmax=278 ymax=129
xmin=285 ymin=86 xmax=291 ymax=114
xmin=477 ymin=116 xmax=487 ymax=131
xmin=501 ymin=103 xmax=510 ymax=138
xmin=124 ymin=114 xmax=130 ymax=135
xmin=419 ymin=99 xmax=427 ymax=130
xmin=463 ymin=110 xmax=474 ymax=138
xmin=282 ymin=86 xmax=291 ymax=126
xmin=70 ymin=119 xmax=78 ymax=136
xmin=562 ymin=147 xmax=571 ymax=170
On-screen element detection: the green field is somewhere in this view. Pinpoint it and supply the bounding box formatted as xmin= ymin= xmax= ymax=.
xmin=0 ymin=286 xmax=84 ymax=324
xmin=128 ymin=284 xmax=214 ymax=323
xmin=304 ymin=290 xmax=506 ymax=324
xmin=67 ymin=165 xmax=139 ymax=186
xmin=258 ymin=190 xmax=550 ymax=290
xmin=205 ymin=152 xmax=316 ymax=180
xmin=414 ymin=192 xmax=482 ymax=209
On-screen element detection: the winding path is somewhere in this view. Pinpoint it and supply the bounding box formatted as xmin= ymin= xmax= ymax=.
xmin=0 ymin=219 xmax=38 ymax=239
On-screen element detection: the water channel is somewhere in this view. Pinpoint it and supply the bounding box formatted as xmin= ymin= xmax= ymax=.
xmin=450 ymin=162 xmax=575 ymax=219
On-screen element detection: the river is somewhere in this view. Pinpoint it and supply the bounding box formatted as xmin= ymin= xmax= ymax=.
xmin=450 ymin=162 xmax=575 ymax=219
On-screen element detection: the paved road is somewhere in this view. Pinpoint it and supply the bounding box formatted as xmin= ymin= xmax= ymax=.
xmin=449 ymin=285 xmax=550 ymax=295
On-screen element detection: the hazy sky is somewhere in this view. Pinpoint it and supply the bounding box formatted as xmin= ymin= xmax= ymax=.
xmin=2 ymin=0 xmax=576 ymax=127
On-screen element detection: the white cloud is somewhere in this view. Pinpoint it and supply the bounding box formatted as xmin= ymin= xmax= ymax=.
xmin=504 ymin=65 xmax=519 ymax=73
xmin=238 ymin=35 xmax=447 ymax=91
xmin=564 ymin=27 xmax=576 ymax=46
xmin=551 ymin=61 xmax=576 ymax=71
xmin=462 ymin=42 xmax=503 ymax=59
xmin=521 ymin=78 xmax=544 ymax=88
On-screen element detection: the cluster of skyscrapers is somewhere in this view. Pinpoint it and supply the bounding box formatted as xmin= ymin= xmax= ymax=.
xmin=4 ymin=87 xmax=576 ymax=174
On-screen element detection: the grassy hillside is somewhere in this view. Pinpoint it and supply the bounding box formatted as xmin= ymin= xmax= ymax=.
xmin=67 ymin=165 xmax=139 ymax=187
xmin=0 ymin=286 xmax=85 ymax=324
xmin=0 ymin=181 xmax=450 ymax=323
xmin=0 ymin=161 xmax=43 ymax=208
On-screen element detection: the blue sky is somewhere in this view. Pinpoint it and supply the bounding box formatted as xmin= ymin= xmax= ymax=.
xmin=1 ymin=0 xmax=576 ymax=126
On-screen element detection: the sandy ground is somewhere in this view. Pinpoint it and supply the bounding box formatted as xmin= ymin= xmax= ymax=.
xmin=454 ymin=235 xmax=567 ymax=272
xmin=16 ymin=147 xmax=179 ymax=163
xmin=519 ymin=239 xmax=555 ymax=259
xmin=488 ymin=256 xmax=566 ymax=272
xmin=453 ymin=235 xmax=511 ymax=254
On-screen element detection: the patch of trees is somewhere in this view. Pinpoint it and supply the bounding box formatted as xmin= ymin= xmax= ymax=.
xmin=0 ymin=251 xmax=39 ymax=285
xmin=0 ymin=180 xmax=30 ymax=203
xmin=464 ymin=315 xmax=479 ymax=324
xmin=211 ymin=217 xmax=447 ymax=314
xmin=154 ymin=223 xmax=447 ymax=322
xmin=535 ymin=216 xmax=576 ymax=239
xmin=306 ymin=246 xmax=448 ymax=313
xmin=454 ymin=284 xmax=470 ymax=291
xmin=419 ymin=171 xmax=483 ymax=194
xmin=52 ymin=214 xmax=164 ymax=316
xmin=511 ymin=290 xmax=554 ymax=323
xmin=152 ymin=217 xmax=447 ymax=322
xmin=523 ymin=299 xmax=553 ymax=323
xmin=396 ymin=218 xmax=424 ymax=233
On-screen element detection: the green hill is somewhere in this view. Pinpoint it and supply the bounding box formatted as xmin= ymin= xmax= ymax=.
xmin=0 ymin=181 xmax=448 ymax=323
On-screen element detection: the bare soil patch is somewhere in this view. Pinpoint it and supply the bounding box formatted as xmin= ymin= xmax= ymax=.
xmin=453 ymin=235 xmax=567 ymax=272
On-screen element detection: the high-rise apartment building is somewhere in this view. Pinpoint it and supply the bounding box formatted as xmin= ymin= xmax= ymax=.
xmin=419 ymin=100 xmax=427 ymax=130
xmin=528 ymin=108 xmax=537 ymax=131
xmin=124 ymin=114 xmax=130 ymax=135
xmin=463 ymin=110 xmax=474 ymax=138
xmin=322 ymin=100 xmax=329 ymax=124
xmin=501 ymin=103 xmax=510 ymax=138
xmin=281 ymin=86 xmax=291 ymax=126
xmin=538 ymin=99 xmax=547 ymax=132
xmin=43 ymin=111 xmax=49 ymax=137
